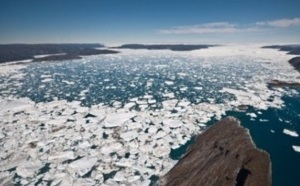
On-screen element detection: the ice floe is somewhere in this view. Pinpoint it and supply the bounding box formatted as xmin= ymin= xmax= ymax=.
xmin=164 ymin=81 xmax=174 ymax=85
xmin=34 ymin=53 xmax=66 ymax=58
xmin=220 ymin=86 xmax=284 ymax=110
xmin=283 ymin=129 xmax=299 ymax=137
xmin=104 ymin=112 xmax=137 ymax=128
xmin=0 ymin=45 xmax=299 ymax=185
xmin=68 ymin=156 xmax=98 ymax=177
xmin=16 ymin=160 xmax=43 ymax=178
xmin=292 ymin=145 xmax=300 ymax=152
xmin=247 ymin=113 xmax=257 ymax=118
xmin=48 ymin=151 xmax=76 ymax=162
xmin=0 ymin=96 xmax=225 ymax=185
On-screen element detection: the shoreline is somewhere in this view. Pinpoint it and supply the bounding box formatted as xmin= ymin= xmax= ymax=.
xmin=0 ymin=44 xmax=119 ymax=64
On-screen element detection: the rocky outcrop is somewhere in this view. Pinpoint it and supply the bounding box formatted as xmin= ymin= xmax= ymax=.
xmin=289 ymin=57 xmax=300 ymax=72
xmin=161 ymin=117 xmax=271 ymax=186
xmin=0 ymin=44 xmax=119 ymax=63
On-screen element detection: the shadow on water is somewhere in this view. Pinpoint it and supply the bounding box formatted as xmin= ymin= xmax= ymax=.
xmin=170 ymin=136 xmax=196 ymax=160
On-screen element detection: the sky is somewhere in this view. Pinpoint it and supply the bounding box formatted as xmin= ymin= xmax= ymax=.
xmin=0 ymin=0 xmax=300 ymax=45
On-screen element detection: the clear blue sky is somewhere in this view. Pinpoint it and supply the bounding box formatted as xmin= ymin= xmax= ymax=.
xmin=0 ymin=0 xmax=299 ymax=45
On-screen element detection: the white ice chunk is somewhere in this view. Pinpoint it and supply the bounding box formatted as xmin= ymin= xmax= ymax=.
xmin=162 ymin=100 xmax=178 ymax=110
xmin=40 ymin=74 xmax=52 ymax=78
xmin=246 ymin=113 xmax=257 ymax=118
xmin=136 ymin=100 xmax=148 ymax=105
xmin=180 ymin=87 xmax=188 ymax=91
xmin=16 ymin=161 xmax=43 ymax=178
xmin=100 ymin=143 xmax=123 ymax=155
xmin=73 ymin=178 xmax=96 ymax=186
xmin=177 ymin=101 xmax=190 ymax=107
xmin=62 ymin=80 xmax=75 ymax=85
xmin=78 ymin=141 xmax=91 ymax=149
xmin=153 ymin=131 xmax=167 ymax=139
xmin=104 ymin=113 xmax=136 ymax=128
xmin=164 ymin=81 xmax=174 ymax=85
xmin=68 ymin=156 xmax=98 ymax=176
xmin=140 ymin=180 xmax=151 ymax=186
xmin=153 ymin=145 xmax=171 ymax=157
xmin=0 ymin=99 xmax=33 ymax=113
xmin=115 ymin=159 xmax=133 ymax=167
xmin=177 ymin=73 xmax=187 ymax=76
xmin=283 ymin=129 xmax=299 ymax=137
xmin=0 ymin=153 xmax=28 ymax=171
xmin=162 ymin=92 xmax=175 ymax=98
xmin=120 ymin=131 xmax=138 ymax=141
xmin=113 ymin=171 xmax=126 ymax=182
xmin=194 ymin=87 xmax=203 ymax=90
xmin=292 ymin=145 xmax=300 ymax=152
xmin=34 ymin=53 xmax=66 ymax=58
xmin=41 ymin=78 xmax=53 ymax=83
xmin=0 ymin=173 xmax=14 ymax=186
xmin=128 ymin=175 xmax=141 ymax=183
xmin=148 ymin=126 xmax=158 ymax=134
xmin=0 ymin=132 xmax=4 ymax=139
xmin=260 ymin=119 xmax=269 ymax=122
xmin=163 ymin=119 xmax=183 ymax=128
xmin=48 ymin=151 xmax=76 ymax=162
xmin=124 ymin=102 xmax=136 ymax=109
xmin=148 ymin=99 xmax=156 ymax=104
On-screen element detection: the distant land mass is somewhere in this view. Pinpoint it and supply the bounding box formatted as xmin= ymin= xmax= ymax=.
xmin=262 ymin=45 xmax=300 ymax=55
xmin=112 ymin=44 xmax=216 ymax=51
xmin=289 ymin=57 xmax=300 ymax=72
xmin=263 ymin=45 xmax=300 ymax=72
xmin=0 ymin=44 xmax=119 ymax=63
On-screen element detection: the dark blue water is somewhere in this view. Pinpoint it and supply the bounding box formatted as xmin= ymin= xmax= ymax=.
xmin=0 ymin=55 xmax=259 ymax=107
xmin=229 ymin=95 xmax=300 ymax=186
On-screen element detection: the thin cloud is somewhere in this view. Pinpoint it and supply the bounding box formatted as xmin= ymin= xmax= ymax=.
xmin=256 ymin=17 xmax=300 ymax=28
xmin=159 ymin=22 xmax=261 ymax=34
xmin=159 ymin=18 xmax=300 ymax=35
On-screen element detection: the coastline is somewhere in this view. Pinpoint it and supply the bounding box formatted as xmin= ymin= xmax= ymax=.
xmin=0 ymin=44 xmax=119 ymax=64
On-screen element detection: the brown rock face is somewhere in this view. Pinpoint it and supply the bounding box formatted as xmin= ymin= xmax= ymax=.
xmin=161 ymin=117 xmax=271 ymax=186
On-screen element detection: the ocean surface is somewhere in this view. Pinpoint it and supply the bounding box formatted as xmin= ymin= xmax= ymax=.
xmin=0 ymin=46 xmax=299 ymax=185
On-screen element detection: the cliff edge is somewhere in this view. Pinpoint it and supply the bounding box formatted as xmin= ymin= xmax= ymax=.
xmin=161 ymin=117 xmax=271 ymax=186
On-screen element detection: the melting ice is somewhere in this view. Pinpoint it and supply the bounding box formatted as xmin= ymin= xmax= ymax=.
xmin=0 ymin=46 xmax=299 ymax=185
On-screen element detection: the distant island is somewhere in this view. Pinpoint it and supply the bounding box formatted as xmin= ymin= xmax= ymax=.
xmin=289 ymin=57 xmax=300 ymax=73
xmin=263 ymin=45 xmax=300 ymax=72
xmin=262 ymin=45 xmax=300 ymax=55
xmin=0 ymin=44 xmax=119 ymax=63
xmin=112 ymin=44 xmax=216 ymax=51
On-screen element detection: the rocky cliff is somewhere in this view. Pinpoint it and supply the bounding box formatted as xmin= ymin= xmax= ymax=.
xmin=161 ymin=117 xmax=271 ymax=186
